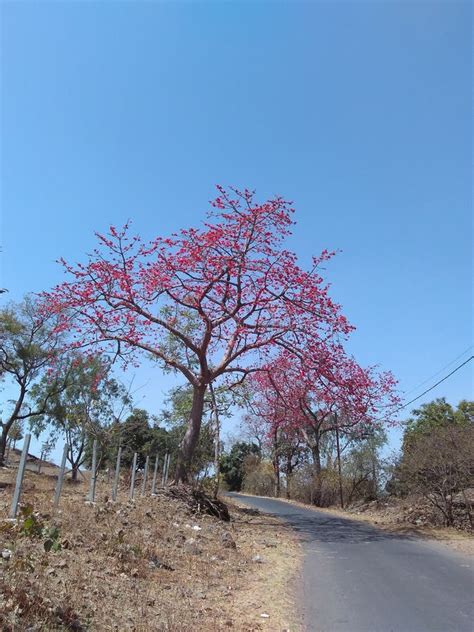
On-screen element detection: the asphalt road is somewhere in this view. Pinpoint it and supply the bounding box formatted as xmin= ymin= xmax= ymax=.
xmin=228 ymin=493 xmax=474 ymax=632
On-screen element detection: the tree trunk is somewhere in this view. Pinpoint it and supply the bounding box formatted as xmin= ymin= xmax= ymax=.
xmin=312 ymin=443 xmax=322 ymax=476
xmin=335 ymin=417 xmax=344 ymax=509
xmin=311 ymin=442 xmax=322 ymax=505
xmin=211 ymin=390 xmax=221 ymax=499
xmin=71 ymin=463 xmax=79 ymax=482
xmin=0 ymin=428 xmax=8 ymax=467
xmin=175 ymin=384 xmax=207 ymax=483
xmin=0 ymin=387 xmax=27 ymax=467
xmin=285 ymin=458 xmax=293 ymax=499
xmin=272 ymin=429 xmax=280 ymax=497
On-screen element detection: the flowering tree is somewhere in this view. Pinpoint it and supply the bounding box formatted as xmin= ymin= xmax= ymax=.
xmin=44 ymin=187 xmax=352 ymax=481
xmin=248 ymin=349 xmax=399 ymax=479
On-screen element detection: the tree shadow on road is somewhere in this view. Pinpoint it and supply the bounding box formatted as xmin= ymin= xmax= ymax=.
xmin=229 ymin=500 xmax=416 ymax=544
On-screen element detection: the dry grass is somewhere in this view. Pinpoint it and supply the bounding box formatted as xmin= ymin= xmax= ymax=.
xmin=0 ymin=462 xmax=302 ymax=632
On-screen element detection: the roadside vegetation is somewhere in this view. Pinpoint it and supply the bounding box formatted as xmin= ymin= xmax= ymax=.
xmin=223 ymin=398 xmax=473 ymax=533
xmin=0 ymin=454 xmax=300 ymax=631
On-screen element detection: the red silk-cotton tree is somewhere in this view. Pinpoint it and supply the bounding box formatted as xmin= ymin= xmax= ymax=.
xmin=248 ymin=348 xmax=399 ymax=480
xmin=44 ymin=187 xmax=352 ymax=482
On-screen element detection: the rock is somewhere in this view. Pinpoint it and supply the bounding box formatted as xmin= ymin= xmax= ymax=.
xmin=1 ymin=549 xmax=11 ymax=560
xmin=57 ymin=559 xmax=67 ymax=568
xmin=185 ymin=538 xmax=202 ymax=555
xmin=221 ymin=532 xmax=236 ymax=549
xmin=148 ymin=556 xmax=174 ymax=571
xmin=252 ymin=555 xmax=264 ymax=563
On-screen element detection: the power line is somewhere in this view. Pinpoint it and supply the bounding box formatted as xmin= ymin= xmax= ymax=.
xmin=378 ymin=355 xmax=473 ymax=424
xmin=404 ymin=345 xmax=473 ymax=395
xmin=400 ymin=355 xmax=473 ymax=412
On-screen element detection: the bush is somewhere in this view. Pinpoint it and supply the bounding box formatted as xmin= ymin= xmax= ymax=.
xmin=399 ymin=424 xmax=474 ymax=527
xmin=242 ymin=458 xmax=275 ymax=496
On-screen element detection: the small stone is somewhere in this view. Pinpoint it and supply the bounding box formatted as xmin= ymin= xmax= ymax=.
xmin=260 ymin=613 xmax=270 ymax=618
xmin=1 ymin=549 xmax=11 ymax=560
xmin=185 ymin=538 xmax=202 ymax=555
xmin=221 ymin=532 xmax=236 ymax=549
xmin=252 ymin=555 xmax=264 ymax=563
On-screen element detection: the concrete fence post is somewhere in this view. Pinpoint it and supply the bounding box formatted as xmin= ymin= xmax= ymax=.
xmin=37 ymin=450 xmax=44 ymax=475
xmin=161 ymin=453 xmax=168 ymax=487
xmin=164 ymin=453 xmax=171 ymax=487
xmin=141 ymin=455 xmax=149 ymax=496
xmin=53 ymin=444 xmax=68 ymax=509
xmin=151 ymin=456 xmax=159 ymax=495
xmin=9 ymin=434 xmax=31 ymax=519
xmin=87 ymin=439 xmax=98 ymax=503
xmin=129 ymin=452 xmax=138 ymax=500
xmin=112 ymin=446 xmax=122 ymax=501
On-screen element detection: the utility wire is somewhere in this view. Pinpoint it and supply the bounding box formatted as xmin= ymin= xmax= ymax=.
xmin=400 ymin=355 xmax=473 ymax=412
xmin=378 ymin=355 xmax=473 ymax=424
xmin=404 ymin=345 xmax=473 ymax=395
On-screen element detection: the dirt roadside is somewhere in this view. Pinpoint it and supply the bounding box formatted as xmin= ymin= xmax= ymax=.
xmin=0 ymin=464 xmax=303 ymax=631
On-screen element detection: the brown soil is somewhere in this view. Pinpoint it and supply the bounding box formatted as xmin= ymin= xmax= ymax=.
xmin=0 ymin=463 xmax=302 ymax=631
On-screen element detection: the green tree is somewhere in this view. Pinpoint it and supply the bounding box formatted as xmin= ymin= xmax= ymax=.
xmin=0 ymin=297 xmax=65 ymax=466
xmin=31 ymin=354 xmax=129 ymax=481
xmin=113 ymin=409 xmax=164 ymax=470
xmin=220 ymin=441 xmax=261 ymax=491
xmin=8 ymin=420 xmax=24 ymax=450
xmin=405 ymin=398 xmax=472 ymax=441
xmin=342 ymin=429 xmax=387 ymax=503
xmin=390 ymin=399 xmax=474 ymax=526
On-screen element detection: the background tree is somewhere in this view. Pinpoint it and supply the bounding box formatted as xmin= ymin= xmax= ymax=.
xmin=44 ymin=186 xmax=353 ymax=481
xmin=113 ymin=408 xmax=165 ymax=470
xmin=342 ymin=429 xmax=387 ymax=504
xmin=246 ymin=349 xmax=398 ymax=503
xmin=399 ymin=423 xmax=473 ymax=526
xmin=393 ymin=399 xmax=474 ymax=526
xmin=404 ymin=398 xmax=473 ymax=441
xmin=31 ymin=354 xmax=129 ymax=481
xmin=8 ymin=420 xmax=24 ymax=450
xmin=220 ymin=441 xmax=260 ymax=491
xmin=0 ymin=297 xmax=64 ymax=466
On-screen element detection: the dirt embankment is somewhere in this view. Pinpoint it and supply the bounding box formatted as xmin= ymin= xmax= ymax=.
xmin=0 ymin=464 xmax=302 ymax=631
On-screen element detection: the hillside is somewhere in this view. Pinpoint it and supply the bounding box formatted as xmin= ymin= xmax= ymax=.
xmin=0 ymin=460 xmax=301 ymax=631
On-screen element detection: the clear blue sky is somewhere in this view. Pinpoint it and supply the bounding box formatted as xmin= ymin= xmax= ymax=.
xmin=1 ymin=1 xmax=472 ymax=459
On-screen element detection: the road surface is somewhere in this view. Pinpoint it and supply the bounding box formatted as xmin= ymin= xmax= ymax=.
xmin=228 ymin=493 xmax=473 ymax=632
